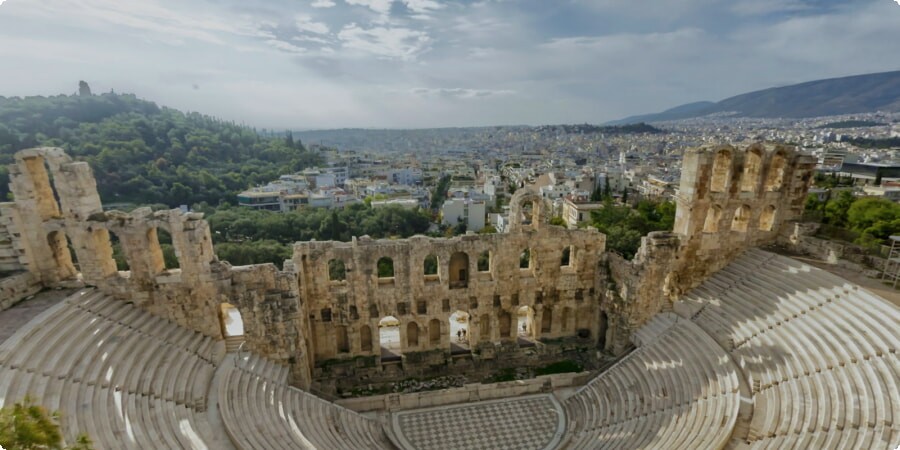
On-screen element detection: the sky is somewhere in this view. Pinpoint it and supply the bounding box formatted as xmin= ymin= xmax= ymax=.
xmin=0 ymin=0 xmax=898 ymax=129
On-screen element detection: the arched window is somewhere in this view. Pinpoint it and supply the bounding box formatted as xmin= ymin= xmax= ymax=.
xmin=765 ymin=152 xmax=786 ymax=191
xmin=598 ymin=312 xmax=609 ymax=349
xmin=759 ymin=205 xmax=776 ymax=231
xmin=219 ymin=303 xmax=244 ymax=338
xmin=710 ymin=150 xmax=731 ymax=193
xmin=560 ymin=246 xmax=572 ymax=267
xmin=360 ymin=325 xmax=373 ymax=352
xmin=336 ymin=326 xmax=350 ymax=353
xmin=378 ymin=316 xmax=401 ymax=360
xmin=517 ymin=305 xmax=535 ymax=341
xmin=499 ymin=312 xmax=511 ymax=338
xmin=108 ymin=230 xmax=130 ymax=271
xmin=155 ymin=228 xmax=180 ymax=269
xmin=703 ymin=206 xmax=722 ymax=233
xmin=520 ymin=201 xmax=535 ymax=226
xmin=46 ymin=231 xmax=77 ymax=279
xmin=541 ymin=308 xmax=552 ymax=333
xmin=731 ymin=205 xmax=751 ymax=232
xmin=479 ymin=313 xmax=491 ymax=341
xmin=520 ymin=248 xmax=531 ymax=269
xmin=740 ymin=149 xmax=762 ymax=192
xmin=407 ymin=322 xmax=419 ymax=347
xmin=423 ymin=254 xmax=438 ymax=277
xmin=377 ymin=257 xmax=394 ymax=278
xmin=428 ymin=318 xmax=441 ymax=345
xmin=477 ymin=251 xmax=490 ymax=272
xmin=449 ymin=311 xmax=470 ymax=351
xmin=328 ymin=259 xmax=346 ymax=281
xmin=449 ymin=252 xmax=469 ymax=289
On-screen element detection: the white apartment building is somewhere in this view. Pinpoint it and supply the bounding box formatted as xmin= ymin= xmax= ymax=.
xmin=441 ymin=198 xmax=486 ymax=231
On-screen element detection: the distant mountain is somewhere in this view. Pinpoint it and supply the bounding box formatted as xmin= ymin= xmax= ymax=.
xmin=607 ymin=70 xmax=900 ymax=125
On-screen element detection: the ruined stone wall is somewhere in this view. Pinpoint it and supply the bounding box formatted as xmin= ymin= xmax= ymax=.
xmin=671 ymin=143 xmax=815 ymax=293
xmin=293 ymin=188 xmax=606 ymax=376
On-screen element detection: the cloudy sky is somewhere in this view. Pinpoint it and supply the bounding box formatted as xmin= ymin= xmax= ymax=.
xmin=0 ymin=0 xmax=898 ymax=129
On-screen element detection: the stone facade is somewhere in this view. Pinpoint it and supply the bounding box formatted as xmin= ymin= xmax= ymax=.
xmin=0 ymin=144 xmax=813 ymax=391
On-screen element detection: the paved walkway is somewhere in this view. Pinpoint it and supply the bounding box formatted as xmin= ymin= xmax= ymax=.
xmin=0 ymin=288 xmax=76 ymax=344
xmin=391 ymin=394 xmax=566 ymax=450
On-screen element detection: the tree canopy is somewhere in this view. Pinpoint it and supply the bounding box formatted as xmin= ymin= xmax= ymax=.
xmin=0 ymin=396 xmax=92 ymax=449
xmin=806 ymin=192 xmax=900 ymax=250
xmin=589 ymin=199 xmax=675 ymax=258
xmin=0 ymin=92 xmax=323 ymax=205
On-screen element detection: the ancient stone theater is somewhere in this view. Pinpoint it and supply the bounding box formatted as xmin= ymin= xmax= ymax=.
xmin=0 ymin=144 xmax=897 ymax=449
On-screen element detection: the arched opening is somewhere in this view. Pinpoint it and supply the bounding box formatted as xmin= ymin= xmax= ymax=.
xmin=423 ymin=254 xmax=438 ymax=282
xmin=710 ymin=150 xmax=731 ymax=193
xmin=561 ymin=307 xmax=572 ymax=332
xmin=731 ymin=205 xmax=751 ymax=232
xmin=449 ymin=252 xmax=469 ymax=289
xmin=703 ymin=205 xmax=722 ymax=233
xmin=740 ymin=149 xmax=762 ymax=192
xmin=541 ymin=307 xmax=552 ymax=333
xmin=146 ymin=228 xmax=166 ymax=274
xmin=477 ymin=251 xmax=490 ymax=272
xmin=328 ymin=259 xmax=346 ymax=281
xmin=336 ymin=326 xmax=350 ymax=354
xmin=560 ymin=246 xmax=572 ymax=267
xmin=449 ymin=311 xmax=470 ymax=354
xmin=598 ymin=312 xmax=609 ymax=349
xmin=46 ymin=230 xmax=77 ymax=280
xmin=378 ymin=316 xmax=401 ymax=362
xmin=765 ymin=152 xmax=786 ymax=191
xmin=428 ymin=318 xmax=441 ymax=346
xmin=517 ymin=305 xmax=536 ymax=346
xmin=499 ymin=311 xmax=511 ymax=338
xmin=377 ymin=256 xmax=394 ymax=284
xmin=406 ymin=322 xmax=419 ymax=348
xmin=219 ymin=303 xmax=244 ymax=352
xmin=519 ymin=248 xmax=531 ymax=269
xmin=479 ymin=313 xmax=491 ymax=341
xmin=759 ymin=205 xmax=776 ymax=231
xmin=360 ymin=325 xmax=373 ymax=352
xmin=520 ymin=200 xmax=536 ymax=226
xmin=156 ymin=228 xmax=179 ymax=269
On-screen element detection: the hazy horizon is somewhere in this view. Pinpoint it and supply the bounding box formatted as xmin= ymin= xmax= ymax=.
xmin=1 ymin=0 xmax=899 ymax=129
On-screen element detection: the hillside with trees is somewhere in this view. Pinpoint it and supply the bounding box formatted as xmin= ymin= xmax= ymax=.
xmin=0 ymin=90 xmax=322 ymax=205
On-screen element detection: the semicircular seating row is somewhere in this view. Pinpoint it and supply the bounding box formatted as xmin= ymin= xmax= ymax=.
xmin=675 ymin=248 xmax=900 ymax=450
xmin=562 ymin=312 xmax=742 ymax=449
xmin=0 ymin=289 xmax=225 ymax=449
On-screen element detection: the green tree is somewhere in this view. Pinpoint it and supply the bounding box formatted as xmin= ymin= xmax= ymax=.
xmin=823 ymin=190 xmax=855 ymax=227
xmin=0 ymin=396 xmax=93 ymax=449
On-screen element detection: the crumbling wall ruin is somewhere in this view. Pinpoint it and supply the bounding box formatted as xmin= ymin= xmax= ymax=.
xmin=0 ymin=144 xmax=813 ymax=392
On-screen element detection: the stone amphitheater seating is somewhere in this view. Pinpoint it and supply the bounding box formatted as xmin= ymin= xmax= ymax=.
xmin=0 ymin=289 xmax=224 ymax=449
xmin=218 ymin=352 xmax=393 ymax=450
xmin=563 ymin=313 xmax=742 ymax=449
xmin=675 ymin=248 xmax=900 ymax=449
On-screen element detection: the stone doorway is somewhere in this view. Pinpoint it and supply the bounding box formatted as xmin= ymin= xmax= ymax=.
xmin=449 ymin=311 xmax=470 ymax=355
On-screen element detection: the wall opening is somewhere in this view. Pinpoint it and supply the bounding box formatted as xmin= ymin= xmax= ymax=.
xmin=428 ymin=318 xmax=441 ymax=345
xmin=541 ymin=307 xmax=552 ymax=333
xmin=740 ymin=149 xmax=762 ymax=192
xmin=561 ymin=307 xmax=571 ymax=332
xmin=449 ymin=310 xmax=470 ymax=354
xmin=710 ymin=150 xmax=731 ymax=193
xmin=519 ymin=201 xmax=536 ymax=226
xmin=219 ymin=303 xmax=244 ymax=338
xmin=519 ymin=248 xmax=531 ymax=269
xmin=108 ymin=230 xmax=130 ymax=271
xmin=336 ymin=326 xmax=350 ymax=353
xmin=156 ymin=228 xmax=180 ymax=269
xmin=328 ymin=259 xmax=346 ymax=281
xmin=499 ymin=311 xmax=511 ymax=338
xmin=759 ymin=205 xmax=776 ymax=231
xmin=517 ymin=305 xmax=536 ymax=345
xmin=703 ymin=205 xmax=722 ymax=233
xmin=90 ymin=228 xmax=118 ymax=277
xmin=449 ymin=252 xmax=469 ymax=289
xmin=479 ymin=313 xmax=491 ymax=341
xmin=598 ymin=312 xmax=609 ymax=349
xmin=423 ymin=254 xmax=438 ymax=281
xmin=46 ymin=230 xmax=77 ymax=280
xmin=477 ymin=251 xmax=490 ymax=272
xmin=560 ymin=246 xmax=572 ymax=267
xmin=378 ymin=316 xmax=401 ymax=362
xmin=377 ymin=257 xmax=394 ymax=279
xmin=406 ymin=322 xmax=419 ymax=348
xmin=731 ymin=205 xmax=751 ymax=232
xmin=765 ymin=152 xmax=786 ymax=191
xmin=360 ymin=324 xmax=373 ymax=352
